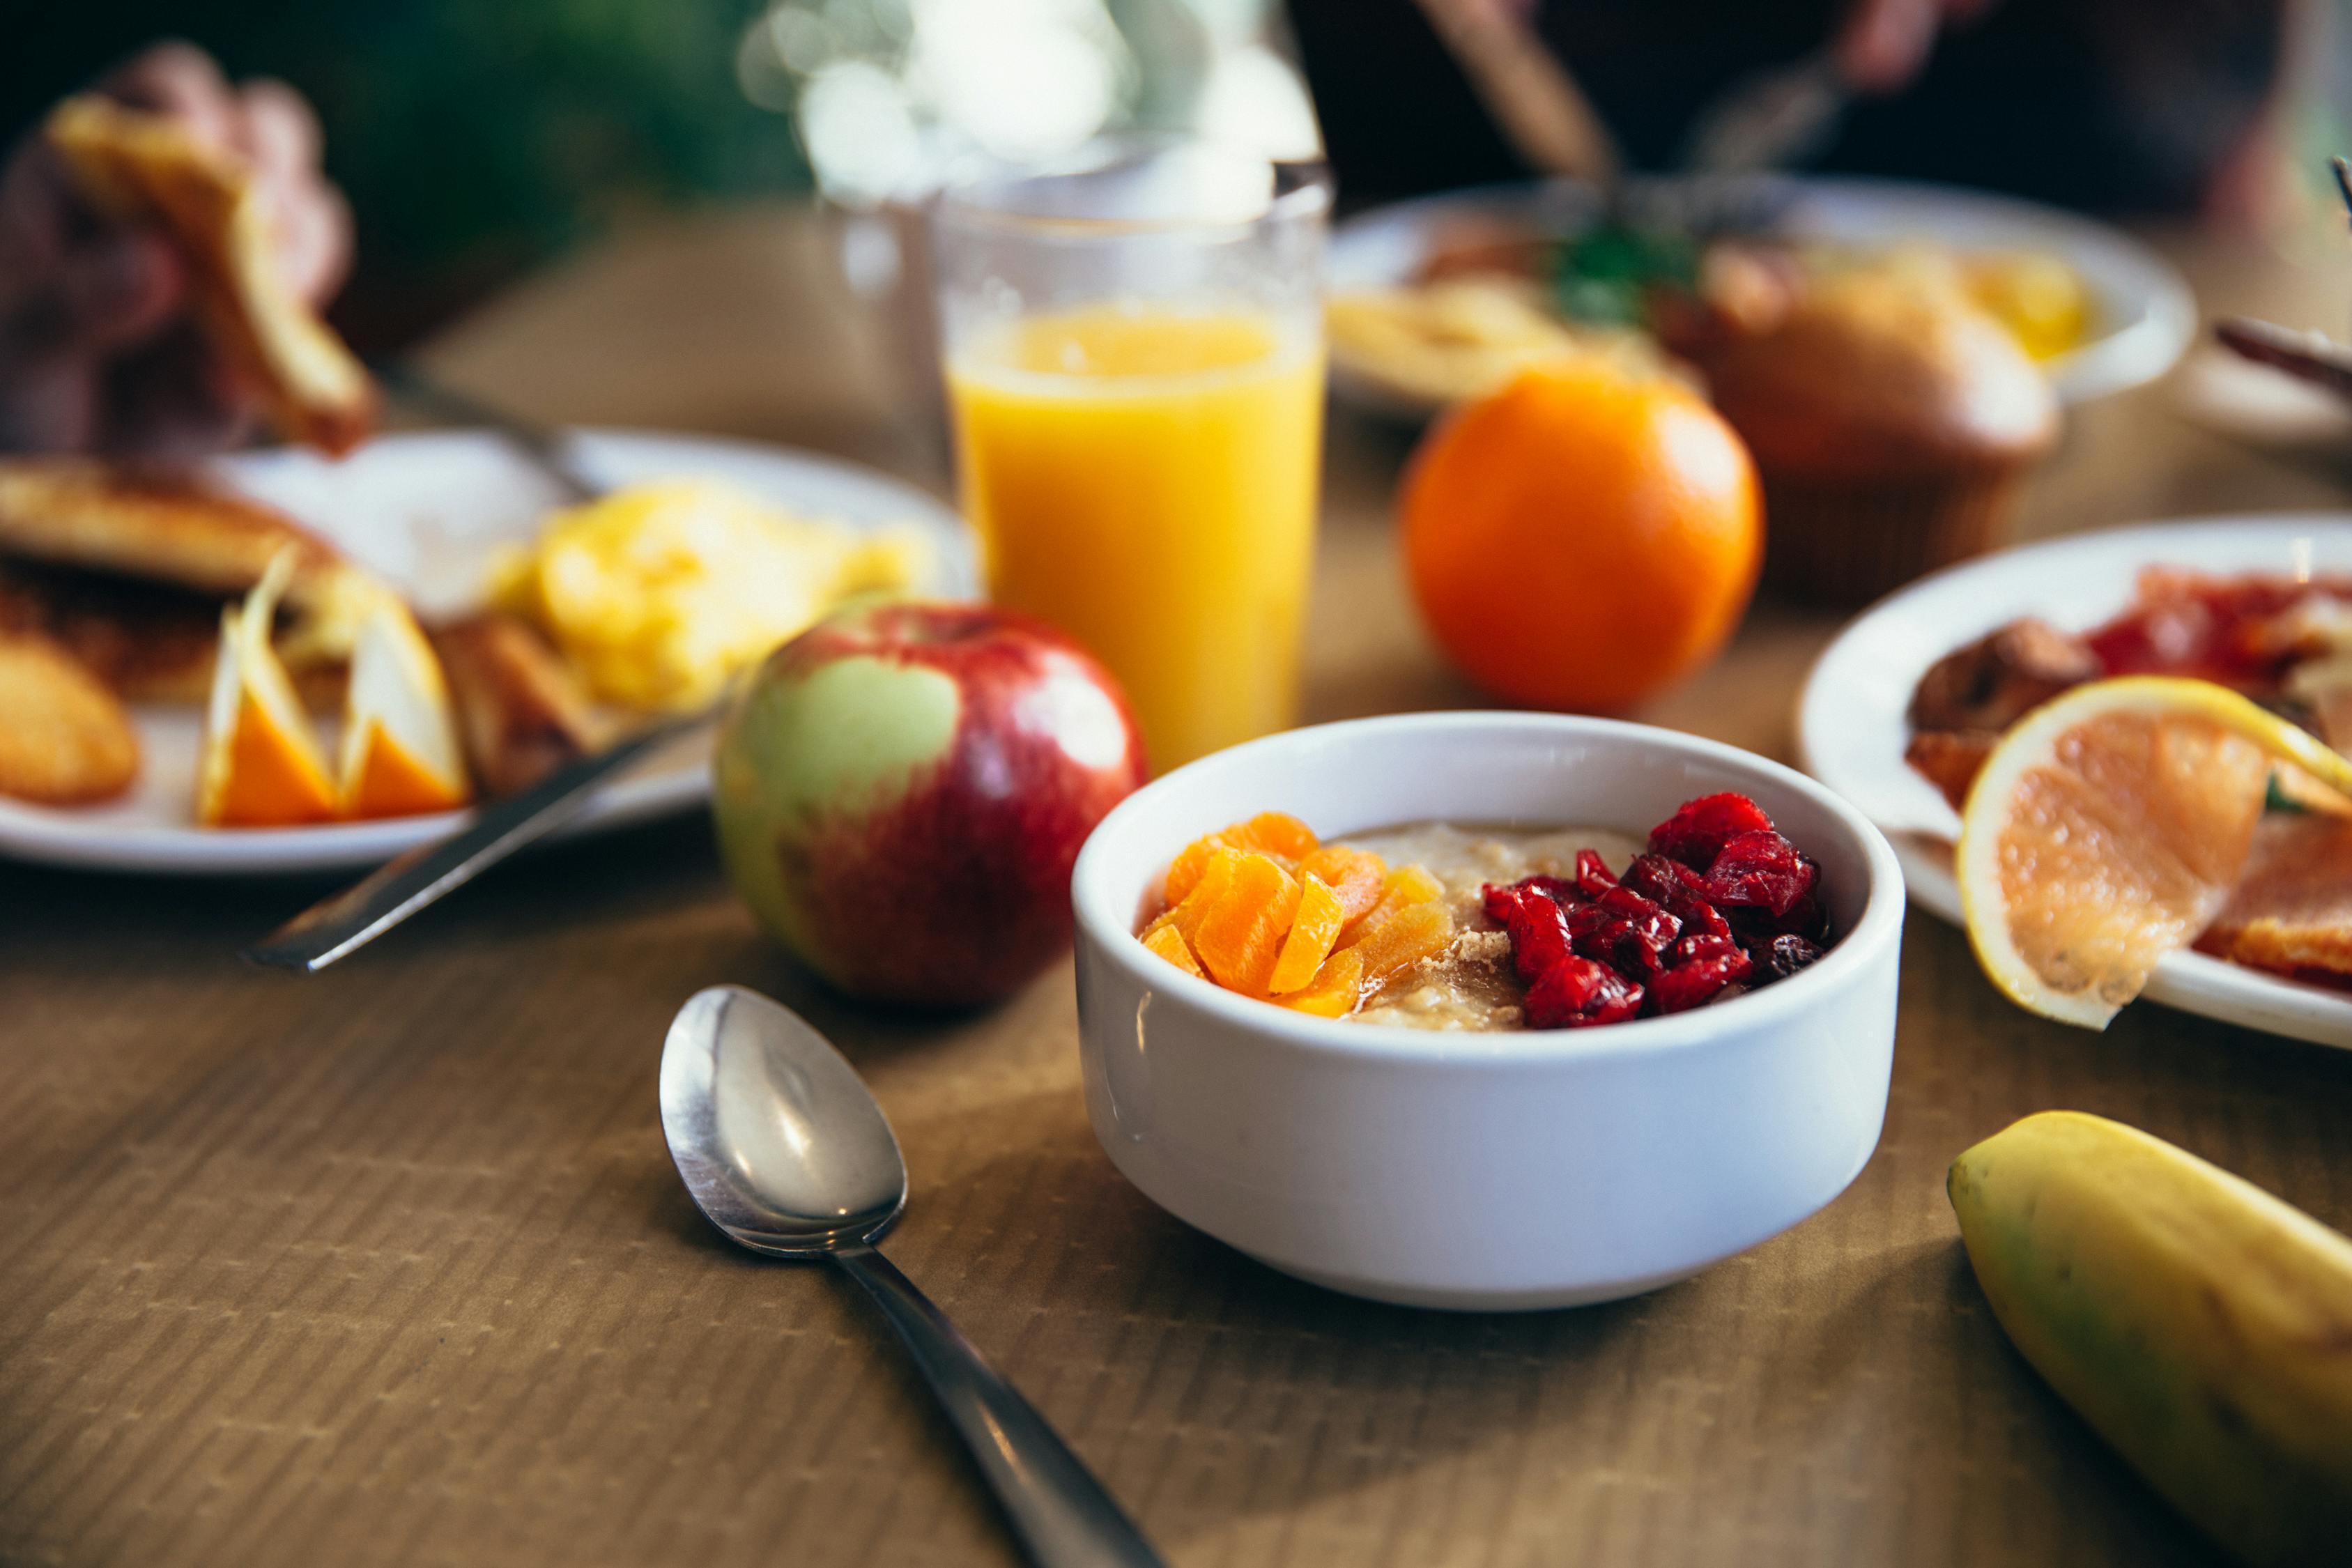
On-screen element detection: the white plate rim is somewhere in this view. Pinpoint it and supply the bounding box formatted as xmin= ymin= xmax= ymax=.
xmin=1795 ymin=513 xmax=2352 ymax=1049
xmin=1327 ymin=173 xmax=2197 ymax=411
xmin=0 ymin=426 xmax=974 ymax=875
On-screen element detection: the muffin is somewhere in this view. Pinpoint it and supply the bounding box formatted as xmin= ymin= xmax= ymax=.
xmin=1693 ymin=270 xmax=2059 ymax=605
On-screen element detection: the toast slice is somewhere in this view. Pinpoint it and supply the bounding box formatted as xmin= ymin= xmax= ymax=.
xmin=46 ymin=94 xmax=375 ymax=455
xmin=430 ymin=611 xmax=609 ymax=798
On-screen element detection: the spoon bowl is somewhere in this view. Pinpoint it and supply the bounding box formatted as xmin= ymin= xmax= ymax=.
xmin=659 ymin=985 xmax=905 ymax=1254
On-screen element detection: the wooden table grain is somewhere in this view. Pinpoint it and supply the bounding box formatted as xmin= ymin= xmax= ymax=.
xmin=6 ymin=204 xmax=2352 ymax=1568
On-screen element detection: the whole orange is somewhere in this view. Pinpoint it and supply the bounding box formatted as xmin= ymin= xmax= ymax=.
xmin=1401 ymin=359 xmax=1762 ymax=712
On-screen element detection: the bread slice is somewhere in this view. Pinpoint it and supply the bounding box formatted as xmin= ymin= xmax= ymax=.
xmin=0 ymin=631 xmax=139 ymax=804
xmin=430 ymin=611 xmax=609 ymax=798
xmin=46 ymin=94 xmax=375 ymax=455
xmin=0 ymin=457 xmax=379 ymax=677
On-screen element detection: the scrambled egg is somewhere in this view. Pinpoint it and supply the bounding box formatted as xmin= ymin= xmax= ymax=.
xmin=489 ymin=479 xmax=930 ymax=713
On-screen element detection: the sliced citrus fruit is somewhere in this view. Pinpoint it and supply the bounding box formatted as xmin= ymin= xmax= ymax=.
xmin=197 ymin=553 xmax=337 ymax=827
xmin=1956 ymin=676 xmax=2352 ymax=1028
xmin=339 ymin=594 xmax=470 ymax=818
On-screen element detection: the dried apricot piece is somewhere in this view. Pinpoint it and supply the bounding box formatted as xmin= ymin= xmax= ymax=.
xmin=1298 ymin=845 xmax=1388 ymax=925
xmin=1280 ymin=946 xmax=1365 ymax=1018
xmin=1163 ymin=833 xmax=1227 ymax=905
xmin=1353 ymin=901 xmax=1455 ymax=992
xmin=1268 ymin=872 xmax=1346 ymax=994
xmin=1140 ymin=921 xmax=1206 ymax=979
xmin=1339 ymin=863 xmax=1446 ymax=947
xmin=1192 ymin=852 xmax=1303 ymax=995
xmin=1227 ymin=811 xmax=1319 ymax=863
xmin=1164 ymin=813 xmax=1319 ymax=902
xmin=1162 ymin=845 xmax=1243 ymax=943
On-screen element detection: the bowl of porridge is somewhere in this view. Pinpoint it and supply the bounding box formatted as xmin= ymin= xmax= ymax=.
xmin=1070 ymin=712 xmax=1905 ymax=1310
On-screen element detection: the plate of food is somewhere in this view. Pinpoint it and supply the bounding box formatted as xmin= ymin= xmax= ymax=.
xmin=1325 ymin=174 xmax=2195 ymax=416
xmin=0 ymin=431 xmax=975 ymax=873
xmin=1797 ymin=516 xmax=2352 ymax=1047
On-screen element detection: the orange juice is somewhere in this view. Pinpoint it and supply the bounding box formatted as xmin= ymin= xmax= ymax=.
xmin=947 ymin=306 xmax=1323 ymax=770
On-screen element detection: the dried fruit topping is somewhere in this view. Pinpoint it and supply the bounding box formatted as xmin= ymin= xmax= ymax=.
xmin=1300 ymin=844 xmax=1389 ymax=925
xmin=1757 ymin=932 xmax=1826 ymax=980
xmin=1650 ymin=951 xmax=1753 ymax=1014
xmin=1575 ymin=886 xmax=1682 ymax=975
xmin=1621 ymin=854 xmax=1733 ymax=940
xmin=1574 ymin=849 xmax=1617 ymax=900
xmin=1669 ymin=932 xmax=1750 ymax=971
xmin=1705 ymin=829 xmax=1820 ymax=923
xmin=1525 ymin=955 xmax=1645 ymax=1028
xmin=1500 ymin=888 xmax=1575 ymax=983
xmin=1647 ymin=792 xmax=1775 ymax=870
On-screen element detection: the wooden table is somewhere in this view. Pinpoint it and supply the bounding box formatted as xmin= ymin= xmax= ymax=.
xmin=6 ymin=204 xmax=2352 ymax=1568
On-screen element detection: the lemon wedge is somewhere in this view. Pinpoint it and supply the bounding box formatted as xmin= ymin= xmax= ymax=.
xmin=197 ymin=552 xmax=338 ymax=827
xmin=339 ymin=593 xmax=471 ymax=819
xmin=1957 ymin=676 xmax=2352 ymax=1028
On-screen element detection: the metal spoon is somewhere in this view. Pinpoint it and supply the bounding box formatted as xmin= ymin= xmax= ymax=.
xmin=657 ymin=985 xmax=1164 ymax=1568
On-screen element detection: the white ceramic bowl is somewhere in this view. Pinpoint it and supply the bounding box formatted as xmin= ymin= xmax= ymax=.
xmin=1071 ymin=713 xmax=1906 ymax=1311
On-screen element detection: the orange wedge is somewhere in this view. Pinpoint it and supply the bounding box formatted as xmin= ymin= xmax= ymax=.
xmin=1957 ymin=677 xmax=2352 ymax=1028
xmin=339 ymin=594 xmax=470 ymax=819
xmin=197 ymin=553 xmax=337 ymax=827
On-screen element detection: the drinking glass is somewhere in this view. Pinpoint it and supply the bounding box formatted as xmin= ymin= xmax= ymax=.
xmin=934 ymin=142 xmax=1330 ymax=771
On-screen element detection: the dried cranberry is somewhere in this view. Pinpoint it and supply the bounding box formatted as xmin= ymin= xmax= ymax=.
xmin=1562 ymin=891 xmax=1685 ymax=981
xmin=1647 ymin=792 xmax=1776 ymax=870
xmin=1502 ymin=893 xmax=1575 ymax=983
xmin=1754 ymin=933 xmax=1826 ymax=982
xmin=1480 ymin=882 xmax=1523 ymax=925
xmin=1525 ymin=955 xmax=1645 ymax=1029
xmin=1574 ymin=850 xmax=1617 ymax=900
xmin=1650 ymin=952 xmax=1754 ymax=1014
xmin=1705 ymin=830 xmax=1819 ymax=921
xmin=1668 ymin=932 xmax=1751 ymax=974
xmin=1621 ymin=854 xmax=1733 ymax=941
xmin=1520 ymin=873 xmax=1582 ymax=905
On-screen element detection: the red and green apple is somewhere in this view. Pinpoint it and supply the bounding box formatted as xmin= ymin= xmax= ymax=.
xmin=712 ymin=601 xmax=1146 ymax=1007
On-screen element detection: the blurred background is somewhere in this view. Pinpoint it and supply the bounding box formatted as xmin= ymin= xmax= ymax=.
xmin=15 ymin=0 xmax=2352 ymax=358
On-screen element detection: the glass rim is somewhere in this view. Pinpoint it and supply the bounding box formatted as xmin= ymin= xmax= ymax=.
xmin=932 ymin=134 xmax=1332 ymax=242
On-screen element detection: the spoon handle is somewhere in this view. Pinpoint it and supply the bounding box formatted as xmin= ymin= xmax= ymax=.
xmin=831 ymin=1245 xmax=1165 ymax=1568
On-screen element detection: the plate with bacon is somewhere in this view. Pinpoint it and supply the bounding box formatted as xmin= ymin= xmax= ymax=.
xmin=1799 ymin=516 xmax=2352 ymax=1048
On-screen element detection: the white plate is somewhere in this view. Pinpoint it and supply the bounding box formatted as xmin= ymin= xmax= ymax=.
xmin=0 ymin=429 xmax=976 ymax=875
xmin=1328 ymin=174 xmax=2196 ymax=413
xmin=1797 ymin=516 xmax=2352 ymax=1049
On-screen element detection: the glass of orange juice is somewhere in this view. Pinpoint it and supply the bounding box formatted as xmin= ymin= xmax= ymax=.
xmin=934 ymin=144 xmax=1330 ymax=771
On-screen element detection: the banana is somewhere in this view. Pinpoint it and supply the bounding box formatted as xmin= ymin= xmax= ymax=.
xmin=1946 ymin=1111 xmax=2352 ymax=1567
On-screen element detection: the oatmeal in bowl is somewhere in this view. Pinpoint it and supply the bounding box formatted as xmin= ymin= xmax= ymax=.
xmin=1069 ymin=712 xmax=1904 ymax=1310
xmin=1134 ymin=794 xmax=1838 ymax=1033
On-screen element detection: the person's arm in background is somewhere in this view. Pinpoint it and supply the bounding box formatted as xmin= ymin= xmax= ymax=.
xmin=1835 ymin=0 xmax=1997 ymax=93
xmin=0 ymin=41 xmax=351 ymax=457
